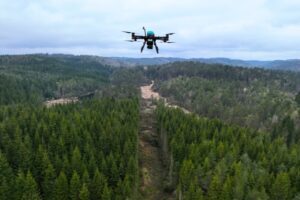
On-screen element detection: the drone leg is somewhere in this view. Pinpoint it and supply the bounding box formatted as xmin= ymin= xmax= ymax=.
xmin=154 ymin=41 xmax=159 ymax=54
xmin=141 ymin=41 xmax=146 ymax=53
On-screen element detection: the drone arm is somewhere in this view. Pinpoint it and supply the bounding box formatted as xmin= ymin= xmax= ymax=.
xmin=155 ymin=36 xmax=168 ymax=42
xmin=155 ymin=33 xmax=174 ymax=42
xmin=134 ymin=35 xmax=146 ymax=40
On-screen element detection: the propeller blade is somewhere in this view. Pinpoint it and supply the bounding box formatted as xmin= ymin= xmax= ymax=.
xmin=123 ymin=31 xmax=134 ymax=34
xmin=125 ymin=40 xmax=142 ymax=43
xmin=159 ymin=41 xmax=175 ymax=43
xmin=166 ymin=33 xmax=175 ymax=35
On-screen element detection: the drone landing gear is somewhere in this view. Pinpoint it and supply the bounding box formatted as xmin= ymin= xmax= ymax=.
xmin=154 ymin=41 xmax=159 ymax=54
xmin=141 ymin=41 xmax=146 ymax=53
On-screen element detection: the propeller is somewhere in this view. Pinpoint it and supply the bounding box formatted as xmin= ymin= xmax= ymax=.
xmin=159 ymin=41 xmax=175 ymax=43
xmin=166 ymin=33 xmax=175 ymax=35
xmin=125 ymin=40 xmax=142 ymax=43
xmin=122 ymin=31 xmax=134 ymax=34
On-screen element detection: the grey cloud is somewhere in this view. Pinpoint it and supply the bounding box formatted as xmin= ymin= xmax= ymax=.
xmin=0 ymin=0 xmax=300 ymax=59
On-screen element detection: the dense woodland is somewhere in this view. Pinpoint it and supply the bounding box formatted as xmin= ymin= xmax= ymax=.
xmin=0 ymin=99 xmax=139 ymax=200
xmin=149 ymin=62 xmax=300 ymax=199
xmin=147 ymin=62 xmax=300 ymax=132
xmin=0 ymin=55 xmax=112 ymax=105
xmin=0 ymin=55 xmax=143 ymax=199
xmin=1 ymin=55 xmax=300 ymax=199
xmin=156 ymin=104 xmax=300 ymax=199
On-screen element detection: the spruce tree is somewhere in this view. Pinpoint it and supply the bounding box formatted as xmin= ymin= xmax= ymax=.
xmin=208 ymin=174 xmax=222 ymax=200
xmin=79 ymin=183 xmax=90 ymax=200
xmin=0 ymin=152 xmax=13 ymax=200
xmin=271 ymin=172 xmax=291 ymax=200
xmin=70 ymin=171 xmax=81 ymax=200
xmin=54 ymin=171 xmax=69 ymax=200
xmin=21 ymin=171 xmax=41 ymax=200
xmin=185 ymin=177 xmax=203 ymax=200
xmin=90 ymin=169 xmax=106 ymax=200
xmin=101 ymin=184 xmax=111 ymax=200
xmin=42 ymin=163 xmax=56 ymax=200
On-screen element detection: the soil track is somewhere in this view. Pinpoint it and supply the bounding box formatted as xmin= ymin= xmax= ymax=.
xmin=140 ymin=81 xmax=190 ymax=113
xmin=139 ymin=81 xmax=175 ymax=200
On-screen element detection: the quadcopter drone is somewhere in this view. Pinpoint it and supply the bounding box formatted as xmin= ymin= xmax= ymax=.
xmin=123 ymin=27 xmax=175 ymax=54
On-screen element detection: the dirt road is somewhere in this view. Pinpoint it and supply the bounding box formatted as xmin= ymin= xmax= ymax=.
xmin=139 ymin=81 xmax=175 ymax=200
xmin=140 ymin=81 xmax=190 ymax=114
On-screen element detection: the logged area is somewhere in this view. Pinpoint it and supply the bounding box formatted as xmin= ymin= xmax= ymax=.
xmin=44 ymin=97 xmax=79 ymax=107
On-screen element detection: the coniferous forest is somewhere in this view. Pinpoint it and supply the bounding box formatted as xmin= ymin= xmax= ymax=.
xmin=0 ymin=55 xmax=140 ymax=199
xmin=156 ymin=104 xmax=300 ymax=199
xmin=0 ymin=99 xmax=139 ymax=199
xmin=0 ymin=55 xmax=300 ymax=199
xmin=148 ymin=62 xmax=300 ymax=132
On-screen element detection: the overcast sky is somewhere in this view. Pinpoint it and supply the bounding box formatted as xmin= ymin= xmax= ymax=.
xmin=0 ymin=0 xmax=300 ymax=60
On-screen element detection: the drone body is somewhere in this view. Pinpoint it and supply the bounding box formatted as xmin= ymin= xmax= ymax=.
xmin=123 ymin=27 xmax=175 ymax=54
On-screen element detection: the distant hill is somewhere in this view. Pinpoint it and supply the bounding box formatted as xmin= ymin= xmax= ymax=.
xmin=109 ymin=57 xmax=183 ymax=66
xmin=1 ymin=54 xmax=300 ymax=71
xmin=192 ymin=58 xmax=300 ymax=71
xmin=110 ymin=57 xmax=300 ymax=71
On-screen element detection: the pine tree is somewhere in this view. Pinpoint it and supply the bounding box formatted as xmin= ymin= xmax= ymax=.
xmin=15 ymin=170 xmax=26 ymax=200
xmin=207 ymin=174 xmax=222 ymax=200
xmin=82 ymin=169 xmax=90 ymax=186
xmin=179 ymin=159 xmax=195 ymax=193
xmin=62 ymin=155 xmax=71 ymax=178
xmin=245 ymin=188 xmax=269 ymax=200
xmin=90 ymin=169 xmax=106 ymax=200
xmin=54 ymin=171 xmax=69 ymax=200
xmin=126 ymin=156 xmax=138 ymax=186
xmin=232 ymin=162 xmax=245 ymax=200
xmin=221 ymin=177 xmax=233 ymax=200
xmin=122 ymin=175 xmax=132 ymax=198
xmin=271 ymin=172 xmax=291 ymax=200
xmin=42 ymin=163 xmax=56 ymax=200
xmin=0 ymin=152 xmax=13 ymax=200
xmin=0 ymin=178 xmax=10 ymax=200
xmin=79 ymin=183 xmax=90 ymax=200
xmin=101 ymin=183 xmax=111 ymax=200
xmin=71 ymin=147 xmax=83 ymax=175
xmin=70 ymin=171 xmax=81 ymax=200
xmin=115 ymin=175 xmax=131 ymax=200
xmin=185 ymin=177 xmax=203 ymax=200
xmin=21 ymin=171 xmax=41 ymax=200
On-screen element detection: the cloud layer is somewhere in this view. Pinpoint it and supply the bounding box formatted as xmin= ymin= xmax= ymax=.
xmin=0 ymin=0 xmax=300 ymax=59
